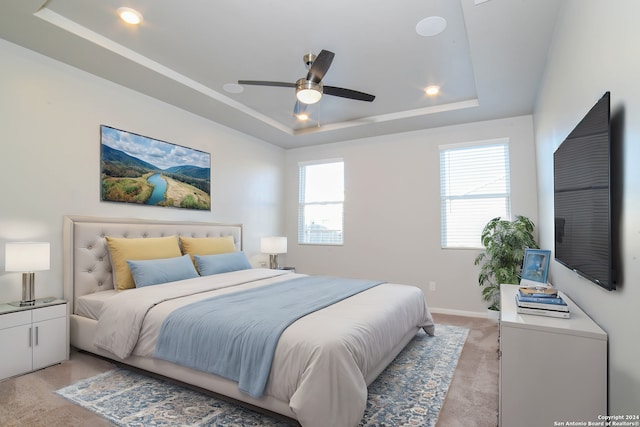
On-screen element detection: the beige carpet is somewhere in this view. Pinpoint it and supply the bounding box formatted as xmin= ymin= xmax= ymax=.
xmin=0 ymin=313 xmax=498 ymax=427
xmin=435 ymin=314 xmax=499 ymax=427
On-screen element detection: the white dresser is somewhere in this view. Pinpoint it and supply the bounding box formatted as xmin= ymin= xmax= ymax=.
xmin=0 ymin=299 xmax=69 ymax=380
xmin=499 ymin=284 xmax=607 ymax=427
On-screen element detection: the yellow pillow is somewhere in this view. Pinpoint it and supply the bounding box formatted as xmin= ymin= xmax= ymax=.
xmin=105 ymin=235 xmax=182 ymax=290
xmin=179 ymin=236 xmax=236 ymax=262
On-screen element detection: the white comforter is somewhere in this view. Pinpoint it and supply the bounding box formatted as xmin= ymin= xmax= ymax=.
xmin=94 ymin=268 xmax=435 ymax=427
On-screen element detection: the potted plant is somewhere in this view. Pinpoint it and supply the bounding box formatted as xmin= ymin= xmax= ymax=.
xmin=474 ymin=215 xmax=538 ymax=312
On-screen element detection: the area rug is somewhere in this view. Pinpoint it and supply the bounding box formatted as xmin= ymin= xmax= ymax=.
xmin=56 ymin=324 xmax=468 ymax=427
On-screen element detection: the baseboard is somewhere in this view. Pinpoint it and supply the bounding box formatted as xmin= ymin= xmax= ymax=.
xmin=429 ymin=307 xmax=489 ymax=319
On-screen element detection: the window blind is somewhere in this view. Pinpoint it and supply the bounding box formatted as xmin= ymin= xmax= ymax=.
xmin=440 ymin=141 xmax=511 ymax=248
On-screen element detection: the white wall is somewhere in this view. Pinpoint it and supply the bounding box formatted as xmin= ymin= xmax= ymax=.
xmin=285 ymin=115 xmax=538 ymax=315
xmin=534 ymin=0 xmax=640 ymax=413
xmin=0 ymin=39 xmax=285 ymax=304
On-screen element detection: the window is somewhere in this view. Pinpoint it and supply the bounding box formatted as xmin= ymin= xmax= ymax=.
xmin=440 ymin=141 xmax=511 ymax=249
xmin=298 ymin=160 xmax=344 ymax=245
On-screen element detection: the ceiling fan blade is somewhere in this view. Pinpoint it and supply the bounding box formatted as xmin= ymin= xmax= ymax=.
xmin=238 ymin=80 xmax=296 ymax=88
xmin=306 ymin=49 xmax=335 ymax=84
xmin=324 ymin=86 xmax=375 ymax=102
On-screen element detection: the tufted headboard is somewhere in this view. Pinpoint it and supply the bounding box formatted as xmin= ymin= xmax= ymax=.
xmin=63 ymin=216 xmax=243 ymax=314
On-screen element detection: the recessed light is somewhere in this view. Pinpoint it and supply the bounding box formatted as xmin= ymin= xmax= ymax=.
xmin=425 ymin=85 xmax=440 ymax=96
xmin=416 ymin=16 xmax=447 ymax=37
xmin=223 ymin=83 xmax=244 ymax=94
xmin=117 ymin=7 xmax=143 ymax=25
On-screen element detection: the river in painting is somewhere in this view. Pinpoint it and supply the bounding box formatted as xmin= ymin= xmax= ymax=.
xmin=146 ymin=173 xmax=167 ymax=205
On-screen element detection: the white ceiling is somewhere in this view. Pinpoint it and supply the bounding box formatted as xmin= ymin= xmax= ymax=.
xmin=0 ymin=0 xmax=562 ymax=149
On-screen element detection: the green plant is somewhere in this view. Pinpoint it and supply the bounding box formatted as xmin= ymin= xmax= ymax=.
xmin=474 ymin=215 xmax=538 ymax=310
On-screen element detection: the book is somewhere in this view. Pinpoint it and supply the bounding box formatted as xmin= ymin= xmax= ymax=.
xmin=517 ymin=291 xmax=566 ymax=305
xmin=515 ymin=295 xmax=569 ymax=312
xmin=516 ymin=305 xmax=571 ymax=319
xmin=518 ymin=286 xmax=558 ymax=298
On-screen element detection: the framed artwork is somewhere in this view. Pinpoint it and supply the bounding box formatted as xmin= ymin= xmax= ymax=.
xmin=521 ymin=248 xmax=551 ymax=284
xmin=100 ymin=125 xmax=211 ymax=210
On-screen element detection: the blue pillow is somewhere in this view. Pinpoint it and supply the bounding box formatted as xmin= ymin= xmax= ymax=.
xmin=127 ymin=254 xmax=199 ymax=288
xmin=194 ymin=252 xmax=252 ymax=276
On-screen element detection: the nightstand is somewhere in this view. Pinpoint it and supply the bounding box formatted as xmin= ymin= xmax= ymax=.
xmin=276 ymin=266 xmax=296 ymax=273
xmin=0 ymin=298 xmax=68 ymax=380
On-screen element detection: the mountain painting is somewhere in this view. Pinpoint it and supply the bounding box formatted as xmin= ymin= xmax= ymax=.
xmin=100 ymin=125 xmax=211 ymax=210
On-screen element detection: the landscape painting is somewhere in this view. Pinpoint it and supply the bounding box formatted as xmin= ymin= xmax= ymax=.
xmin=100 ymin=125 xmax=211 ymax=210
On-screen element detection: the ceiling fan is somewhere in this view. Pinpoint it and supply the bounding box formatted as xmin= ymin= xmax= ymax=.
xmin=238 ymin=50 xmax=375 ymax=106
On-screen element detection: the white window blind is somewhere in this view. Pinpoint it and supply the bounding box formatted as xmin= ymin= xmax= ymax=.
xmin=298 ymin=160 xmax=344 ymax=245
xmin=440 ymin=141 xmax=511 ymax=248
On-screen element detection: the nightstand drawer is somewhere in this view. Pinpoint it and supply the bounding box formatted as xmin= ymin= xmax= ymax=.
xmin=32 ymin=303 xmax=66 ymax=322
xmin=0 ymin=310 xmax=31 ymax=330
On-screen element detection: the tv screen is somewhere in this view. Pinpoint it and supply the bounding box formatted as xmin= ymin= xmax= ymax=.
xmin=553 ymin=92 xmax=614 ymax=290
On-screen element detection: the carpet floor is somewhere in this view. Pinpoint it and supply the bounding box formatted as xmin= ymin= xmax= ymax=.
xmin=55 ymin=325 xmax=468 ymax=427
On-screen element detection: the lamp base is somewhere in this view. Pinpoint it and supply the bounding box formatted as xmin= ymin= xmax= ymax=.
xmin=8 ymin=300 xmax=36 ymax=307
xmin=268 ymin=254 xmax=279 ymax=269
xmin=14 ymin=272 xmax=36 ymax=307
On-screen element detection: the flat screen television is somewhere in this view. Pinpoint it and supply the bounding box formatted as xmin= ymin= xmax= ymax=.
xmin=554 ymin=91 xmax=615 ymax=291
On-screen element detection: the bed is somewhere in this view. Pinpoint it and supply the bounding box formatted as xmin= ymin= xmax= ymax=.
xmin=63 ymin=216 xmax=435 ymax=427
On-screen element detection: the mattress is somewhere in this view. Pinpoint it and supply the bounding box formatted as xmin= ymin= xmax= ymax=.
xmin=75 ymin=289 xmax=118 ymax=319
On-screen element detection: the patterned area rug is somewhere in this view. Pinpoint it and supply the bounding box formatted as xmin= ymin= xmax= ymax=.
xmin=56 ymin=325 xmax=468 ymax=427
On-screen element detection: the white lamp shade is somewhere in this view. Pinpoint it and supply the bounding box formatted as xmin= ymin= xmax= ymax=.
xmin=261 ymin=237 xmax=287 ymax=254
xmin=5 ymin=242 xmax=50 ymax=272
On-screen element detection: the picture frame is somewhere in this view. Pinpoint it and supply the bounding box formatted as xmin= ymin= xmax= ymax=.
xmin=521 ymin=248 xmax=551 ymax=284
xmin=100 ymin=125 xmax=211 ymax=210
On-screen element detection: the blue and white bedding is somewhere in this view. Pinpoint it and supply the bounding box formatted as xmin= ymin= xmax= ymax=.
xmin=94 ymin=268 xmax=434 ymax=427
xmin=154 ymin=276 xmax=384 ymax=398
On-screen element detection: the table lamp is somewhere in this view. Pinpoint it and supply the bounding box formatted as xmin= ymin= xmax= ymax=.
xmin=260 ymin=236 xmax=287 ymax=269
xmin=5 ymin=242 xmax=50 ymax=306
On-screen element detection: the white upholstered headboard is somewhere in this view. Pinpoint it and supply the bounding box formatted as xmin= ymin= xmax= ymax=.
xmin=63 ymin=216 xmax=243 ymax=314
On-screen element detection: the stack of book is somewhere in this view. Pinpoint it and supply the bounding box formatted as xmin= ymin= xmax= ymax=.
xmin=515 ymin=286 xmax=571 ymax=318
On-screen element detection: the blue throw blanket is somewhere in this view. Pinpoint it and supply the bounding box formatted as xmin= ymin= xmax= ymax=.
xmin=153 ymin=275 xmax=384 ymax=398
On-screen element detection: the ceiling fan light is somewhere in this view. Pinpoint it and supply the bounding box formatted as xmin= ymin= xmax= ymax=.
xmin=296 ymin=79 xmax=323 ymax=104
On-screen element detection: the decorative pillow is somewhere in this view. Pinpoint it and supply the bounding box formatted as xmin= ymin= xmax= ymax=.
xmin=194 ymin=252 xmax=252 ymax=276
xmin=179 ymin=235 xmax=236 ymax=259
xmin=105 ymin=235 xmax=182 ymax=290
xmin=127 ymin=255 xmax=199 ymax=288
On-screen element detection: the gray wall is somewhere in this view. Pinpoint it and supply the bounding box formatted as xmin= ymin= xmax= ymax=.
xmin=284 ymin=115 xmax=539 ymax=315
xmin=534 ymin=0 xmax=640 ymax=413
xmin=0 ymin=39 xmax=285 ymax=303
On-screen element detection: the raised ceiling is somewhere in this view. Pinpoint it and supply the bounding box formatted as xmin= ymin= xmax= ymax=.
xmin=0 ymin=0 xmax=562 ymax=148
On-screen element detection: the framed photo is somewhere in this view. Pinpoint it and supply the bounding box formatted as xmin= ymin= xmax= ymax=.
xmin=521 ymin=248 xmax=551 ymax=284
xmin=100 ymin=125 xmax=211 ymax=210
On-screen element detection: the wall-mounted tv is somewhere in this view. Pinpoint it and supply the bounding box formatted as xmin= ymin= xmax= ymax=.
xmin=554 ymin=92 xmax=615 ymax=291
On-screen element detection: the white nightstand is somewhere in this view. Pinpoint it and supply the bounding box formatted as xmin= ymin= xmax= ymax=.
xmin=0 ymin=298 xmax=68 ymax=380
